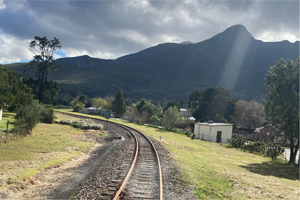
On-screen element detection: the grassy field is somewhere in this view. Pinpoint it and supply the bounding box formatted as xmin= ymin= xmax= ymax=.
xmin=0 ymin=121 xmax=95 ymax=190
xmin=56 ymin=110 xmax=299 ymax=199
xmin=0 ymin=112 xmax=15 ymax=132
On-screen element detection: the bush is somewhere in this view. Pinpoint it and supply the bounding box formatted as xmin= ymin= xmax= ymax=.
xmin=73 ymin=101 xmax=85 ymax=112
xmin=14 ymin=101 xmax=41 ymax=135
xmin=227 ymin=135 xmax=247 ymax=148
xmin=40 ymin=108 xmax=56 ymax=124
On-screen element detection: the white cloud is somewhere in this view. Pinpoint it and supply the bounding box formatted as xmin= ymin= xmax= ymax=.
xmin=0 ymin=0 xmax=298 ymax=63
xmin=0 ymin=34 xmax=32 ymax=64
xmin=0 ymin=0 xmax=5 ymax=10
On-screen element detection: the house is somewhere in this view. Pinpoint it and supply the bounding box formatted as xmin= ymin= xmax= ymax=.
xmin=194 ymin=122 xmax=233 ymax=143
xmin=254 ymin=124 xmax=284 ymax=143
xmin=179 ymin=108 xmax=189 ymax=119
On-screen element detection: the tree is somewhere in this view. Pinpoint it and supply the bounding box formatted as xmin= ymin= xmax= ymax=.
xmin=78 ymin=95 xmax=88 ymax=104
xmin=188 ymin=90 xmax=202 ymax=108
xmin=25 ymin=36 xmax=62 ymax=103
xmin=0 ymin=67 xmax=33 ymax=120
xmin=92 ymin=98 xmax=108 ymax=111
xmin=264 ymin=58 xmax=299 ymax=164
xmin=193 ymin=87 xmax=233 ymax=122
xmin=150 ymin=114 xmax=160 ymax=125
xmin=162 ymin=106 xmax=183 ymax=131
xmin=232 ymin=100 xmax=265 ymax=130
xmin=164 ymin=100 xmax=181 ymax=111
xmin=111 ymin=89 xmax=126 ymax=117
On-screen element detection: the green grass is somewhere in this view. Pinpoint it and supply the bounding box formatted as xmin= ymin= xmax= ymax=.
xmin=0 ymin=111 xmax=15 ymax=132
xmin=0 ymin=123 xmax=93 ymax=188
xmin=58 ymin=111 xmax=299 ymax=199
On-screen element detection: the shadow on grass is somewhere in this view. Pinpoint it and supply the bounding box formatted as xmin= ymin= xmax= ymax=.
xmin=2 ymin=113 xmax=15 ymax=118
xmin=240 ymin=161 xmax=299 ymax=180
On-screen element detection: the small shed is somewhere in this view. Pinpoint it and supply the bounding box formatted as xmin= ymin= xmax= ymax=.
xmin=194 ymin=122 xmax=233 ymax=143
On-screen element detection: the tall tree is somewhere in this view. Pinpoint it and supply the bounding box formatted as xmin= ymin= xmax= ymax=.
xmin=264 ymin=58 xmax=299 ymax=164
xmin=193 ymin=87 xmax=233 ymax=122
xmin=0 ymin=66 xmax=33 ymax=120
xmin=25 ymin=36 xmax=62 ymax=103
xmin=111 ymin=89 xmax=126 ymax=117
xmin=232 ymin=100 xmax=265 ymax=130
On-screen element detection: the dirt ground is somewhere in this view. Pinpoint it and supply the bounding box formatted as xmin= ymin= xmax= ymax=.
xmin=0 ymin=130 xmax=120 ymax=199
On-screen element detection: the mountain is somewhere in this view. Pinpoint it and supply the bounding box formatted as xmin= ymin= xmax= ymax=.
xmin=3 ymin=25 xmax=299 ymax=102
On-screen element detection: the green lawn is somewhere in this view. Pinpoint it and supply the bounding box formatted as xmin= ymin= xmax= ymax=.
xmin=0 ymin=111 xmax=15 ymax=132
xmin=56 ymin=110 xmax=299 ymax=199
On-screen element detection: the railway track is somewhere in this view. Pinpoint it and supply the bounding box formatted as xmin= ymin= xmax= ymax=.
xmin=56 ymin=111 xmax=163 ymax=200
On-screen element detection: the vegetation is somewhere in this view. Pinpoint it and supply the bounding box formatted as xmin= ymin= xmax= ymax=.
xmin=92 ymin=97 xmax=108 ymax=111
xmin=231 ymin=100 xmax=265 ymax=130
xmin=24 ymin=36 xmax=62 ymax=103
xmin=0 ymin=66 xmax=33 ymax=111
xmin=111 ymin=89 xmax=126 ymax=117
xmin=0 ymin=123 xmax=93 ymax=188
xmin=192 ymin=87 xmax=236 ymax=122
xmin=264 ymin=58 xmax=299 ymax=164
xmin=14 ymin=101 xmax=41 ymax=135
xmin=162 ymin=106 xmax=183 ymax=131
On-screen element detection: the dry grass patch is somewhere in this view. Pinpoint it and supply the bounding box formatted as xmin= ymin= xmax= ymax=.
xmin=0 ymin=123 xmax=93 ymax=190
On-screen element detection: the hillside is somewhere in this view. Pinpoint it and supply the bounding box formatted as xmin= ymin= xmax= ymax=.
xmin=3 ymin=25 xmax=299 ymax=101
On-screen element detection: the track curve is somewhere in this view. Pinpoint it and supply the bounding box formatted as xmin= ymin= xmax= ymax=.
xmin=55 ymin=111 xmax=163 ymax=200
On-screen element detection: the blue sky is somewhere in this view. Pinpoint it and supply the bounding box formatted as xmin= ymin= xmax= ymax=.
xmin=0 ymin=0 xmax=299 ymax=64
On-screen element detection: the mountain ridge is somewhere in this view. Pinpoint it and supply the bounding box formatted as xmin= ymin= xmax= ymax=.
xmin=4 ymin=25 xmax=299 ymax=102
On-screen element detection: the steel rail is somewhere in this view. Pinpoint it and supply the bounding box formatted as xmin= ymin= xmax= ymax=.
xmin=55 ymin=111 xmax=163 ymax=200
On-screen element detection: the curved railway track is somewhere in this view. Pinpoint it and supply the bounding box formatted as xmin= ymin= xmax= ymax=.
xmin=56 ymin=111 xmax=163 ymax=200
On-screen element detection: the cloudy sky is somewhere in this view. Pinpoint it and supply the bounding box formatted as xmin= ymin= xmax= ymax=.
xmin=0 ymin=0 xmax=299 ymax=64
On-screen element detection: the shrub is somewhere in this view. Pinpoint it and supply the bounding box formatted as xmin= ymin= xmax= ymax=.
xmin=227 ymin=135 xmax=246 ymax=148
xmin=14 ymin=101 xmax=41 ymax=135
xmin=73 ymin=101 xmax=85 ymax=112
xmin=40 ymin=108 xmax=56 ymax=124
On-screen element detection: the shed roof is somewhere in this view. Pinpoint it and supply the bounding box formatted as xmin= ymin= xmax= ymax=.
xmin=196 ymin=122 xmax=233 ymax=126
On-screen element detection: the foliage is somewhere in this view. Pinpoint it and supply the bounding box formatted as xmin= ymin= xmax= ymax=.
xmin=92 ymin=97 xmax=108 ymax=111
xmin=164 ymin=100 xmax=181 ymax=111
xmin=193 ymin=87 xmax=234 ymax=122
xmin=227 ymin=135 xmax=247 ymax=148
xmin=188 ymin=90 xmax=202 ymax=108
xmin=0 ymin=66 xmax=33 ymax=108
xmin=73 ymin=101 xmax=85 ymax=112
xmin=56 ymin=92 xmax=73 ymax=106
xmin=14 ymin=101 xmax=41 ymax=135
xmin=111 ymin=89 xmax=126 ymax=117
xmin=25 ymin=36 xmax=62 ymax=103
xmin=23 ymin=78 xmax=60 ymax=104
xmin=150 ymin=114 xmax=160 ymax=125
xmin=231 ymin=100 xmax=265 ymax=130
xmin=78 ymin=95 xmax=87 ymax=103
xmin=264 ymin=58 xmax=299 ymax=163
xmin=104 ymin=95 xmax=115 ymax=110
xmin=57 ymin=119 xmax=103 ymax=130
xmin=40 ymin=107 xmax=56 ymax=124
xmin=162 ymin=106 xmax=183 ymax=131
xmin=125 ymin=105 xmax=139 ymax=122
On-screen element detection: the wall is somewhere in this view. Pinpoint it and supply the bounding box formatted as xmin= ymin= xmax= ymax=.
xmin=194 ymin=123 xmax=233 ymax=143
xmin=210 ymin=126 xmax=233 ymax=143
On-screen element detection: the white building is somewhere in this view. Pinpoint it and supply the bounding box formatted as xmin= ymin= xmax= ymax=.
xmin=194 ymin=122 xmax=233 ymax=143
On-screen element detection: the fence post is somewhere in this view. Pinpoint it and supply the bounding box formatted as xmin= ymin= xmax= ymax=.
xmin=6 ymin=120 xmax=9 ymax=140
